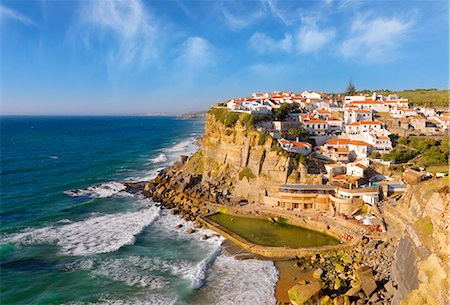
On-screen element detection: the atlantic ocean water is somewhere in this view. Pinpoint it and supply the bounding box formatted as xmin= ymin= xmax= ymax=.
xmin=0 ymin=116 xmax=277 ymax=305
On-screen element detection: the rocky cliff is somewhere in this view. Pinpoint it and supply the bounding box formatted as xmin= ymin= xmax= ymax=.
xmin=195 ymin=112 xmax=321 ymax=202
xmin=384 ymin=177 xmax=449 ymax=305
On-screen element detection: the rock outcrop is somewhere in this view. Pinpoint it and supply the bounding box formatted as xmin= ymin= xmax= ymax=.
xmin=199 ymin=112 xmax=312 ymax=202
xmin=384 ymin=177 xmax=449 ymax=305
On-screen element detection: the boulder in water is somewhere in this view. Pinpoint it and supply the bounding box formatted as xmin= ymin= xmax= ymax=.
xmin=185 ymin=228 xmax=195 ymax=234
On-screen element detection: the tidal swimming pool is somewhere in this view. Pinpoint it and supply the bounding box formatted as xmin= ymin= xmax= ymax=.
xmin=208 ymin=213 xmax=339 ymax=248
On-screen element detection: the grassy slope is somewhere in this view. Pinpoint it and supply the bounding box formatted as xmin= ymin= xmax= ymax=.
xmin=374 ymin=89 xmax=449 ymax=108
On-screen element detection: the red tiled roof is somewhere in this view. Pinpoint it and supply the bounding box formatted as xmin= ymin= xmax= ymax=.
xmin=348 ymin=140 xmax=371 ymax=146
xmin=327 ymin=138 xmax=351 ymax=145
xmin=347 ymin=120 xmax=382 ymax=126
xmin=305 ymin=119 xmax=327 ymax=123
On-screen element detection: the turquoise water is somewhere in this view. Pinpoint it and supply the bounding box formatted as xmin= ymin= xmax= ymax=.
xmin=0 ymin=116 xmax=278 ymax=305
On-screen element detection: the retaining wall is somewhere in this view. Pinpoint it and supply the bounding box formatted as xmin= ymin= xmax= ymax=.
xmin=199 ymin=213 xmax=359 ymax=259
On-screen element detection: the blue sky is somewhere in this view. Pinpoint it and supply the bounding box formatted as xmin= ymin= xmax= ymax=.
xmin=0 ymin=0 xmax=448 ymax=115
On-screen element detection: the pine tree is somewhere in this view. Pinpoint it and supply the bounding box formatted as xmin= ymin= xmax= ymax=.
xmin=345 ymin=77 xmax=356 ymax=96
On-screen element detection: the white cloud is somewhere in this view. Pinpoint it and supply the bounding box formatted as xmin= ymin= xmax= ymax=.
xmin=262 ymin=0 xmax=290 ymax=25
xmin=79 ymin=0 xmax=158 ymax=68
xmin=296 ymin=25 xmax=335 ymax=53
xmin=178 ymin=36 xmax=214 ymax=70
xmin=222 ymin=7 xmax=265 ymax=30
xmin=340 ymin=16 xmax=414 ymax=61
xmin=249 ymin=32 xmax=292 ymax=54
xmin=0 ymin=4 xmax=37 ymax=27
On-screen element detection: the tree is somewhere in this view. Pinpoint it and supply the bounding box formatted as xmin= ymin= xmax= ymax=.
xmin=288 ymin=127 xmax=308 ymax=140
xmin=273 ymin=103 xmax=290 ymax=121
xmin=345 ymin=77 xmax=356 ymax=96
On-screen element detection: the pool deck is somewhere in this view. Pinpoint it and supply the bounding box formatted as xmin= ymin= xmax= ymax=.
xmin=198 ymin=210 xmax=361 ymax=259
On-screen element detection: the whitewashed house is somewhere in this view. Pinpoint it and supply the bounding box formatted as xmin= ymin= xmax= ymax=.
xmin=301 ymin=90 xmax=323 ymax=100
xmin=364 ymin=133 xmax=392 ymax=152
xmin=344 ymin=94 xmax=367 ymax=104
xmin=303 ymin=119 xmax=329 ymax=136
xmin=345 ymin=121 xmax=385 ymax=135
xmin=344 ymin=109 xmax=373 ymax=124
xmin=327 ymin=117 xmax=344 ymax=134
xmin=278 ymin=139 xmax=312 ymax=155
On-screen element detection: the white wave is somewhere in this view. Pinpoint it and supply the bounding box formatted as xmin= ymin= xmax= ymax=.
xmin=127 ymin=167 xmax=165 ymax=182
xmin=202 ymin=255 xmax=278 ymax=305
xmin=162 ymin=137 xmax=199 ymax=163
xmin=150 ymin=153 xmax=168 ymax=164
xmin=191 ymin=245 xmax=221 ymax=290
xmin=152 ymin=210 xmax=223 ymax=246
xmin=93 ymin=294 xmax=177 ymax=305
xmin=164 ymin=137 xmax=198 ymax=153
xmin=92 ymin=257 xmax=169 ymax=289
xmin=65 ymin=182 xmax=127 ymax=198
xmin=50 ymin=155 xmax=59 ymax=159
xmin=1 ymin=207 xmax=160 ymax=256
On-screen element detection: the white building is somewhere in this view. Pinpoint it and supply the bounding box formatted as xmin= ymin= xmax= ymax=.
xmin=303 ymin=119 xmax=329 ymax=136
xmin=345 ymin=121 xmax=385 ymax=135
xmin=344 ymin=109 xmax=373 ymax=124
xmin=364 ymin=133 xmax=392 ymax=152
xmin=301 ymin=90 xmax=322 ymax=100
xmin=327 ymin=117 xmax=344 ymax=134
xmin=350 ymin=100 xmax=389 ymax=112
xmin=344 ymin=94 xmax=367 ymax=104
xmin=278 ymin=139 xmax=312 ymax=155
xmin=346 ymin=162 xmax=367 ymax=177
xmin=315 ymin=109 xmax=332 ymax=120
xmin=227 ymin=100 xmax=271 ymax=114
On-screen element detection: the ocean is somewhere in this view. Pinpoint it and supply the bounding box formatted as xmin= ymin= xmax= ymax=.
xmin=0 ymin=116 xmax=277 ymax=305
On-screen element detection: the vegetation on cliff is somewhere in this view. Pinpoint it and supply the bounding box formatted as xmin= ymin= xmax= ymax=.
xmin=208 ymin=107 xmax=271 ymax=128
xmin=357 ymin=88 xmax=449 ymax=108
xmin=381 ymin=136 xmax=449 ymax=167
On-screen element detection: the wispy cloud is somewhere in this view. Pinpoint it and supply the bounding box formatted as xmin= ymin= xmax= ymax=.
xmin=0 ymin=4 xmax=37 ymax=27
xmin=296 ymin=25 xmax=335 ymax=53
xmin=249 ymin=32 xmax=292 ymax=54
xmin=262 ymin=0 xmax=291 ymax=25
xmin=178 ymin=36 xmax=214 ymax=70
xmin=340 ymin=15 xmax=414 ymax=61
xmin=78 ymin=0 xmax=159 ymax=68
xmin=221 ymin=5 xmax=265 ymax=30
xmin=249 ymin=16 xmax=334 ymax=55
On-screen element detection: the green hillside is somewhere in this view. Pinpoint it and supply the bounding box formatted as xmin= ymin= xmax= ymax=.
xmin=359 ymin=89 xmax=449 ymax=108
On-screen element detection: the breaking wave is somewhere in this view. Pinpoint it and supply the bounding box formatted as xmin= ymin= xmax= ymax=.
xmin=150 ymin=153 xmax=168 ymax=164
xmin=203 ymin=255 xmax=278 ymax=305
xmin=65 ymin=182 xmax=128 ymax=198
xmin=1 ymin=207 xmax=160 ymax=256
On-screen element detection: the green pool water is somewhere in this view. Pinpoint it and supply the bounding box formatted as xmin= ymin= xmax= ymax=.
xmin=208 ymin=213 xmax=339 ymax=248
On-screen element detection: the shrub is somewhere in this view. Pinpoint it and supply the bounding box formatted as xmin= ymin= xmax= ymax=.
xmin=239 ymin=167 xmax=255 ymax=180
xmin=381 ymin=146 xmax=417 ymax=163
xmin=258 ymin=134 xmax=267 ymax=146
xmin=223 ymin=112 xmax=240 ymax=127
xmin=369 ymin=151 xmax=381 ymax=159
xmin=287 ymin=127 xmax=308 ymax=140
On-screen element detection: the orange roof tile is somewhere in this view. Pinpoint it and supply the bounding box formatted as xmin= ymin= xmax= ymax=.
xmin=348 ymin=140 xmax=371 ymax=146
xmin=305 ymin=119 xmax=327 ymax=123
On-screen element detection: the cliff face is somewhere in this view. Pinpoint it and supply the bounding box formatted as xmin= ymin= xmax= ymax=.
xmin=385 ymin=178 xmax=449 ymax=305
xmin=196 ymin=113 xmax=314 ymax=202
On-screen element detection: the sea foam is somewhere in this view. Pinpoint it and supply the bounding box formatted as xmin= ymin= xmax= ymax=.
xmin=202 ymin=255 xmax=279 ymax=305
xmin=65 ymin=182 xmax=128 ymax=198
xmin=1 ymin=207 xmax=160 ymax=256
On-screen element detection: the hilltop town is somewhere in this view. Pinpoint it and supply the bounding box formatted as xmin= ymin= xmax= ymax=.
xmin=137 ymin=88 xmax=448 ymax=305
